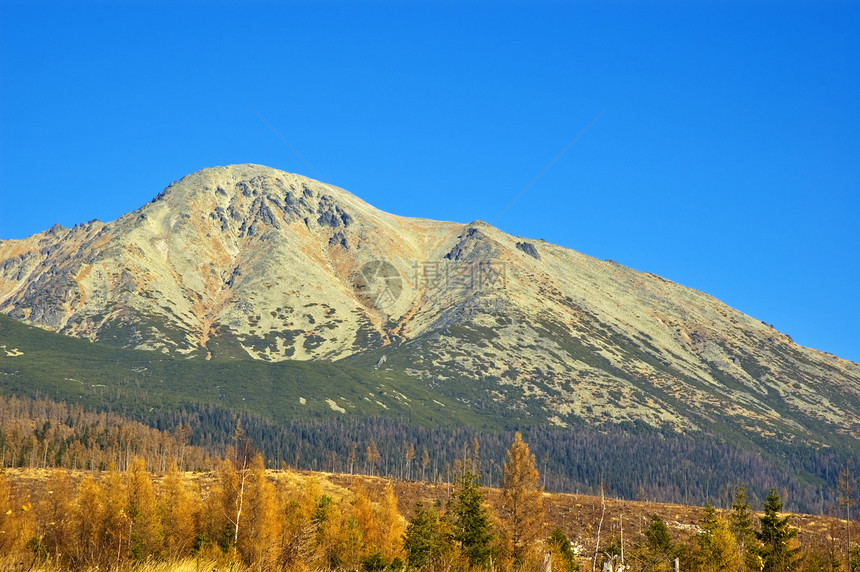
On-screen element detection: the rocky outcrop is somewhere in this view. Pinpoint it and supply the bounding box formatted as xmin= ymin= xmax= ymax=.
xmin=516 ymin=241 xmax=540 ymax=260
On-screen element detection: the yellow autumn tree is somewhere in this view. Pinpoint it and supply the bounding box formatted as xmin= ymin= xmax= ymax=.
xmin=102 ymin=465 xmax=132 ymax=567
xmin=500 ymin=432 xmax=544 ymax=566
xmin=277 ymin=475 xmax=323 ymax=570
xmin=38 ymin=469 xmax=76 ymax=566
xmin=127 ymin=456 xmax=163 ymax=562
xmin=693 ymin=504 xmax=743 ymax=572
xmin=238 ymin=453 xmax=281 ymax=567
xmin=72 ymin=474 xmax=110 ymax=569
xmin=377 ymin=480 xmax=405 ymax=561
xmin=352 ymin=483 xmax=378 ymax=554
xmin=367 ymin=441 xmax=382 ymax=476
xmin=159 ymin=460 xmax=198 ymax=559
xmin=197 ymin=456 xmax=240 ymax=559
xmin=332 ymin=501 xmax=366 ymax=571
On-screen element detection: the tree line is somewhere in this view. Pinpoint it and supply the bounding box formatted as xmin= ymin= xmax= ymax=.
xmin=0 ymin=428 xmax=856 ymax=572
xmin=0 ymin=393 xmax=855 ymax=516
xmin=147 ymin=404 xmax=855 ymax=514
xmin=0 ymin=395 xmax=218 ymax=472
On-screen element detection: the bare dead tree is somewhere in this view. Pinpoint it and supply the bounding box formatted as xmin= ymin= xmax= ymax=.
xmin=593 ymin=484 xmax=605 ymax=572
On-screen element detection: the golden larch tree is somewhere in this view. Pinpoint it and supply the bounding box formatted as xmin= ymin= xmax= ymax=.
xmin=351 ymin=483 xmax=378 ymax=553
xmin=377 ymin=480 xmax=405 ymax=561
xmin=127 ymin=456 xmax=163 ymax=562
xmin=367 ymin=441 xmax=382 ymax=476
xmin=102 ymin=466 xmax=132 ymax=566
xmin=158 ymin=461 xmax=197 ymax=559
xmin=206 ymin=457 xmax=240 ymax=555
xmin=72 ymin=474 xmax=112 ymax=569
xmin=38 ymin=469 xmax=75 ymax=566
xmin=500 ymin=431 xmax=544 ymax=565
xmin=238 ymin=453 xmax=281 ymax=567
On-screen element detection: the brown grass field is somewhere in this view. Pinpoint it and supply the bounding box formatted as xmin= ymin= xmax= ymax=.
xmin=2 ymin=467 xmax=856 ymax=572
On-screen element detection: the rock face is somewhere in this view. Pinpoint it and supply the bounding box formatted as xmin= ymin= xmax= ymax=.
xmin=1 ymin=164 xmax=859 ymax=442
xmin=516 ymin=241 xmax=540 ymax=260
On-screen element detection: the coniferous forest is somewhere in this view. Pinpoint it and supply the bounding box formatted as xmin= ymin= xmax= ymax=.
xmin=0 ymin=392 xmax=853 ymax=514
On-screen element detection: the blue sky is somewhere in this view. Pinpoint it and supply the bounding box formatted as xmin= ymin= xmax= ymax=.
xmin=1 ymin=1 xmax=858 ymax=363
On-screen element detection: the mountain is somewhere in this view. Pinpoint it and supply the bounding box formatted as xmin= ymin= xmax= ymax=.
xmin=1 ymin=164 xmax=859 ymax=451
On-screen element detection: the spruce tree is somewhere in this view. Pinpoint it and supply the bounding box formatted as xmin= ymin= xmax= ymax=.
xmin=548 ymin=529 xmax=580 ymax=572
xmin=849 ymin=544 xmax=860 ymax=572
xmin=403 ymin=502 xmax=447 ymax=569
xmin=696 ymin=502 xmax=719 ymax=567
xmin=729 ymin=486 xmax=759 ymax=571
xmin=757 ymin=488 xmax=800 ymax=572
xmin=644 ymin=514 xmax=674 ymax=569
xmin=452 ymin=469 xmax=494 ymax=568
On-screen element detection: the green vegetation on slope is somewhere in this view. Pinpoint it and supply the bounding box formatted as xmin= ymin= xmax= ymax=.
xmin=0 ymin=314 xmax=506 ymax=429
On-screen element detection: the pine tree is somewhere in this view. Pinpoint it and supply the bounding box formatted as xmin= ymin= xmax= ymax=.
xmin=404 ymin=502 xmax=448 ymax=569
xmin=500 ymin=432 xmax=544 ymax=565
xmin=729 ymin=486 xmax=759 ymax=571
xmin=548 ymin=528 xmax=580 ymax=572
xmin=452 ymin=469 xmax=494 ymax=568
xmin=757 ymin=488 xmax=800 ymax=572
xmin=642 ymin=514 xmax=674 ymax=571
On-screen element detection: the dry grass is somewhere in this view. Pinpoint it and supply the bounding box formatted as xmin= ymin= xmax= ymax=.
xmin=0 ymin=559 xmax=234 ymax=572
xmin=3 ymin=467 xmax=857 ymax=571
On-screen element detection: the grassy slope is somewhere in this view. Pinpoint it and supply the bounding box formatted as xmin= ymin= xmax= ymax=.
xmin=0 ymin=314 xmax=510 ymax=429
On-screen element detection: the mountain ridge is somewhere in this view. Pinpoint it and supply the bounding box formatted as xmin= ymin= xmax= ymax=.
xmin=1 ymin=164 xmax=858 ymax=446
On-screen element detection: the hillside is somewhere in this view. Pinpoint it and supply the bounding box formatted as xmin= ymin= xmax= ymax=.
xmin=1 ymin=164 xmax=858 ymax=446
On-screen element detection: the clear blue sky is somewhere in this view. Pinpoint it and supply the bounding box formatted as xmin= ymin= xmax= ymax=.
xmin=1 ymin=1 xmax=858 ymax=363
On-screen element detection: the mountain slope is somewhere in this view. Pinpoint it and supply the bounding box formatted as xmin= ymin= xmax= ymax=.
xmin=1 ymin=164 xmax=858 ymax=447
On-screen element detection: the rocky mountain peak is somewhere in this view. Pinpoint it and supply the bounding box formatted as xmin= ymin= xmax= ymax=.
xmin=0 ymin=165 xmax=858 ymax=442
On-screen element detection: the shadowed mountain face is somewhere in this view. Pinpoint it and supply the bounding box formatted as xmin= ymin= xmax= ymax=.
xmin=1 ymin=164 xmax=858 ymax=444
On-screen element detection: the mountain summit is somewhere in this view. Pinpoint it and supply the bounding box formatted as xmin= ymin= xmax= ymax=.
xmin=1 ymin=164 xmax=858 ymax=442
